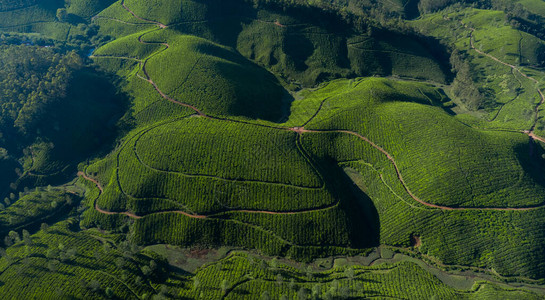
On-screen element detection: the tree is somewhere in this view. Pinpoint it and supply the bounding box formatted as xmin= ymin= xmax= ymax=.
xmin=3 ymin=236 xmax=12 ymax=247
xmin=298 ymin=287 xmax=309 ymax=300
xmin=56 ymin=8 xmax=67 ymax=22
xmin=8 ymin=231 xmax=19 ymax=243
xmin=306 ymin=265 xmax=313 ymax=280
xmin=21 ymin=257 xmax=30 ymax=266
xmin=47 ymin=260 xmax=59 ymax=273
xmin=89 ymin=280 xmax=101 ymax=292
xmin=46 ymin=248 xmax=58 ymax=259
xmin=79 ymin=279 xmax=88 ymax=290
xmin=312 ymin=284 xmax=322 ymax=299
xmin=22 ymin=230 xmax=32 ymax=245
xmin=220 ymin=279 xmax=230 ymax=294
xmin=193 ymin=277 xmax=200 ymax=290
xmin=276 ymin=273 xmax=283 ymax=286
xmin=339 ymin=286 xmax=350 ymax=299
xmin=105 ymin=287 xmax=114 ymax=298
xmin=59 ymin=251 xmax=68 ymax=262
xmin=270 ymin=257 xmax=279 ymax=269
xmin=115 ymin=257 xmax=126 ymax=269
xmin=259 ymin=259 xmax=268 ymax=270
xmin=152 ymin=294 xmax=166 ymax=300
xmin=40 ymin=223 xmax=49 ymax=232
xmin=261 ymin=291 xmax=271 ymax=300
xmin=149 ymin=260 xmax=157 ymax=271
xmin=323 ymin=291 xmax=334 ymax=300
xmin=159 ymin=285 xmax=169 ymax=296
xmin=93 ymin=250 xmax=101 ymax=262
xmin=65 ymin=195 xmax=73 ymax=205
xmin=141 ymin=266 xmax=152 ymax=277
xmin=289 ymin=278 xmax=296 ymax=291
xmin=344 ymin=267 xmax=355 ymax=280
xmin=66 ymin=248 xmax=77 ymax=261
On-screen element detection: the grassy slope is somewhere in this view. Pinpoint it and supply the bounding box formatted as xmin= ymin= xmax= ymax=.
xmin=0 ymin=0 xmax=71 ymax=41
xmin=96 ymin=0 xmax=450 ymax=88
xmin=67 ymin=0 xmax=116 ymax=20
xmin=175 ymin=252 xmax=542 ymax=299
xmin=82 ymin=0 xmax=545 ymax=279
xmin=0 ymin=219 xmax=158 ymax=299
xmin=411 ymin=9 xmax=545 ymax=131
xmin=0 ymin=227 xmax=541 ymax=299
xmin=290 ymin=77 xmax=545 ymax=278
xmin=0 ymin=0 xmax=544 ymax=297
xmin=235 ymin=13 xmax=448 ymax=86
xmin=302 ymin=77 xmax=545 ymax=208
xmin=514 ymin=0 xmax=545 ymax=19
xmin=143 ymin=30 xmax=286 ymax=121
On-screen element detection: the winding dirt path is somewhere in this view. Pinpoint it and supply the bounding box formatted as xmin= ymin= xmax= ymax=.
xmin=134 ymin=29 xmax=209 ymax=117
xmin=290 ymin=127 xmax=545 ymax=211
xmin=78 ymin=171 xmax=139 ymax=218
xmin=468 ymin=27 xmax=545 ymax=135
xmin=91 ymin=15 xmax=149 ymax=26
xmin=121 ymin=0 xmax=166 ymax=28
xmin=85 ymin=0 xmax=545 ymax=219
xmin=78 ymin=171 xmax=207 ymax=219
xmin=79 ymin=170 xmax=338 ymax=219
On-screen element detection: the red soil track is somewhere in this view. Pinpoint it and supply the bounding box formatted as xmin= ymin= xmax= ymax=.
xmin=85 ymin=0 xmax=545 ymax=217
xmin=78 ymin=171 xmax=206 ymax=219
xmin=290 ymin=128 xmax=545 ymax=211
xmin=78 ymin=170 xmax=336 ymax=218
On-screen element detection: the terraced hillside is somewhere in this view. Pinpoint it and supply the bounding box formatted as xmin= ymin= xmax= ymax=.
xmin=2 ymin=0 xmax=545 ymax=298
xmin=76 ymin=0 xmax=545 ymax=279
xmin=94 ymin=0 xmax=451 ymax=87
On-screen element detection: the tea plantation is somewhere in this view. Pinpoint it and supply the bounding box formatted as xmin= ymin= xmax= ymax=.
xmin=0 ymin=0 xmax=545 ymax=298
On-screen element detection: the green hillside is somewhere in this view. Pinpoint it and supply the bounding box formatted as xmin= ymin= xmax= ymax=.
xmin=94 ymin=0 xmax=451 ymax=87
xmin=1 ymin=0 xmax=545 ymax=298
xmin=82 ymin=0 xmax=545 ymax=285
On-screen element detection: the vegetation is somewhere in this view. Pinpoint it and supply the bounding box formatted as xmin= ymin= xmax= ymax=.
xmin=0 ymin=0 xmax=545 ymax=298
xmin=0 ymin=188 xmax=78 ymax=239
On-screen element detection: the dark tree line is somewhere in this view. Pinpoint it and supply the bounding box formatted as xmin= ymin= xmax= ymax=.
xmin=0 ymin=46 xmax=83 ymax=149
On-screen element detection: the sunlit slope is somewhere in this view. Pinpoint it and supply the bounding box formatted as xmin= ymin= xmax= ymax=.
xmin=66 ymin=0 xmax=115 ymax=20
xmin=94 ymin=0 xmax=451 ymax=87
xmin=94 ymin=28 xmax=285 ymax=121
xmin=292 ymin=78 xmax=545 ymax=278
xmin=82 ymin=115 xmax=372 ymax=258
xmin=85 ymin=0 xmax=545 ymax=279
xmin=301 ymin=77 xmax=545 ymax=208
xmin=412 ymin=9 xmax=545 ymax=133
